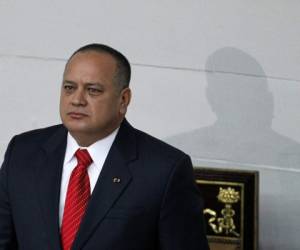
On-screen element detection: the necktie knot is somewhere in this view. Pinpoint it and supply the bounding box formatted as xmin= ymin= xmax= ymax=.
xmin=75 ymin=149 xmax=93 ymax=168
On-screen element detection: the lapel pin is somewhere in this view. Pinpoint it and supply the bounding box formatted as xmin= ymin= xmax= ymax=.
xmin=113 ymin=177 xmax=121 ymax=183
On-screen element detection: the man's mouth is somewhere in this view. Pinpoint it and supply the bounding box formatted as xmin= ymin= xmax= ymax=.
xmin=67 ymin=112 xmax=88 ymax=119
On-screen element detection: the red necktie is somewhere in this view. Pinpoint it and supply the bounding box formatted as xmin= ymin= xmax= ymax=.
xmin=61 ymin=149 xmax=93 ymax=250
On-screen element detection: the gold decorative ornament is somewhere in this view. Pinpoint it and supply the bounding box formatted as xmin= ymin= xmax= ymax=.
xmin=204 ymin=187 xmax=240 ymax=237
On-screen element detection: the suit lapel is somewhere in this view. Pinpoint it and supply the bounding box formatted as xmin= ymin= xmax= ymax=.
xmin=72 ymin=120 xmax=137 ymax=250
xmin=36 ymin=126 xmax=67 ymax=250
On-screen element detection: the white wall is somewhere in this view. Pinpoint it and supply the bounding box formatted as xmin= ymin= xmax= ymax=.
xmin=1 ymin=1 xmax=299 ymax=249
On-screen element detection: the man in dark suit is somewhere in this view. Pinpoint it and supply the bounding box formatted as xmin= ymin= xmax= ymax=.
xmin=0 ymin=44 xmax=209 ymax=250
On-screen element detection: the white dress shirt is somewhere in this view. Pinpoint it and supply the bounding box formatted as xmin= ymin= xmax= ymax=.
xmin=59 ymin=128 xmax=119 ymax=226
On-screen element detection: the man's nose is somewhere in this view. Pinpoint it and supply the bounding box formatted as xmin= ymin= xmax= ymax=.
xmin=71 ymin=89 xmax=87 ymax=106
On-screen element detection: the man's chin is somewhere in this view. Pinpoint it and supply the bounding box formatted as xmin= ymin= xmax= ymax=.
xmin=63 ymin=122 xmax=90 ymax=134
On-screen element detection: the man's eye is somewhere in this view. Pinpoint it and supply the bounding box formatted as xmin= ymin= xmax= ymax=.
xmin=63 ymin=85 xmax=75 ymax=92
xmin=88 ymin=87 xmax=102 ymax=95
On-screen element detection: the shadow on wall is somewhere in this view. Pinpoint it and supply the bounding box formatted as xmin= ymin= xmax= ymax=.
xmin=166 ymin=47 xmax=300 ymax=168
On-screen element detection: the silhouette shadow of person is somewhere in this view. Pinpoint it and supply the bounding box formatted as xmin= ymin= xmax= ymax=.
xmin=166 ymin=47 xmax=300 ymax=168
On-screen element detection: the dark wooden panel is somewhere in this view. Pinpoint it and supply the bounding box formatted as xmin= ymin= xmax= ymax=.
xmin=194 ymin=167 xmax=259 ymax=250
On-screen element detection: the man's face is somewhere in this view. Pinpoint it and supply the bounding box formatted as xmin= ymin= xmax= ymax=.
xmin=60 ymin=51 xmax=130 ymax=144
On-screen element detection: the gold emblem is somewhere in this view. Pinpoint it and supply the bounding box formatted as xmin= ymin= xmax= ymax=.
xmin=204 ymin=187 xmax=240 ymax=237
xmin=218 ymin=187 xmax=240 ymax=203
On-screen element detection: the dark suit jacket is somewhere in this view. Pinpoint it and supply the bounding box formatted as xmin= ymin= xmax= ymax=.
xmin=0 ymin=120 xmax=209 ymax=250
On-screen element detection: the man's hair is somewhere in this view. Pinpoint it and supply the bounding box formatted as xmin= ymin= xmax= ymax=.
xmin=68 ymin=43 xmax=131 ymax=90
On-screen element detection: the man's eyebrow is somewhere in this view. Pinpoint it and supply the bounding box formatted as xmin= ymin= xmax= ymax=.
xmin=63 ymin=80 xmax=77 ymax=85
xmin=62 ymin=80 xmax=104 ymax=87
xmin=85 ymin=82 xmax=104 ymax=87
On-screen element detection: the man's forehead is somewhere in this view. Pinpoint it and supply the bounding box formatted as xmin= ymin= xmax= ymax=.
xmin=63 ymin=51 xmax=118 ymax=85
xmin=64 ymin=51 xmax=117 ymax=74
xmin=68 ymin=50 xmax=117 ymax=65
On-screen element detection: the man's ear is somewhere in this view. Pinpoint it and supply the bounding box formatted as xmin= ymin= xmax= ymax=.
xmin=119 ymin=87 xmax=131 ymax=115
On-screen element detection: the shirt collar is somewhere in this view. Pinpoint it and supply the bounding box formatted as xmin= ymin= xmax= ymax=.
xmin=64 ymin=128 xmax=119 ymax=168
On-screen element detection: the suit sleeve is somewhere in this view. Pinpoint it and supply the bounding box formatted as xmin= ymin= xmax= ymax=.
xmin=159 ymin=155 xmax=209 ymax=250
xmin=0 ymin=138 xmax=18 ymax=250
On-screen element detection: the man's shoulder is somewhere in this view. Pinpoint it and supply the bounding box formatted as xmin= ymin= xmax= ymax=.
xmin=132 ymin=126 xmax=188 ymax=161
xmin=125 ymin=125 xmax=193 ymax=176
xmin=12 ymin=124 xmax=65 ymax=145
